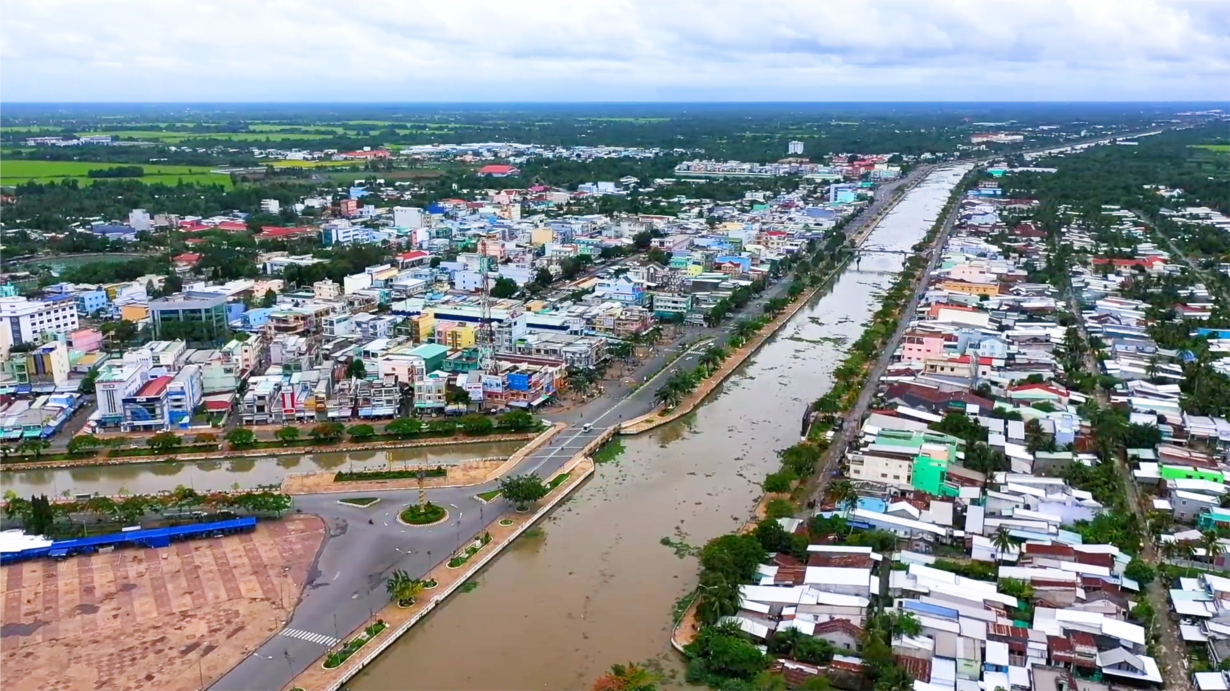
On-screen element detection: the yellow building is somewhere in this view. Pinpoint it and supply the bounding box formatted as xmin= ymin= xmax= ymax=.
xmin=120 ymin=304 xmax=149 ymax=321
xmin=435 ymin=321 xmax=476 ymax=349
xmin=530 ymin=227 xmax=555 ymax=246
xmin=940 ymin=280 xmax=999 ymax=297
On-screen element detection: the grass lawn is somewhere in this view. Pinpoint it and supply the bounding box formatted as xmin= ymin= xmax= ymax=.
xmin=548 ymin=472 xmax=570 ymax=489
xmin=1191 ymin=144 xmax=1230 ymax=152
xmin=338 ymin=497 xmax=380 ymax=507
xmin=475 ymin=488 xmax=502 ymax=502
xmin=335 ymin=466 xmax=447 ymax=482
xmin=1 ymin=159 xmax=231 ymax=187
xmin=400 ymin=502 xmax=447 ymax=525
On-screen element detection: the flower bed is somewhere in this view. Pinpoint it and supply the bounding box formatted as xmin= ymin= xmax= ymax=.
xmin=322 ymin=620 xmax=386 ymax=669
xmin=399 ymin=502 xmax=447 ymax=525
xmin=447 ymin=532 xmax=493 ymax=568
xmin=498 ymin=518 xmax=515 ymax=527
xmin=336 ymin=466 xmax=448 ymax=483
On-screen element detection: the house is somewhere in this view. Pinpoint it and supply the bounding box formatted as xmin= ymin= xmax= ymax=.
xmin=477 ymin=164 xmax=520 ymax=177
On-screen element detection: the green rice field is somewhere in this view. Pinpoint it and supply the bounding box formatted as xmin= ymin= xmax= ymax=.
xmin=0 ymin=159 xmax=232 ymax=187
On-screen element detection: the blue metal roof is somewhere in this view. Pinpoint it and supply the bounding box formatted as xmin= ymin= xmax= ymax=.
xmin=1 ymin=517 xmax=256 ymax=564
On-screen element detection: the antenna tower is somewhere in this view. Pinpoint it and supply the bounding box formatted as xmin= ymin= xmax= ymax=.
xmin=477 ymin=233 xmax=497 ymax=375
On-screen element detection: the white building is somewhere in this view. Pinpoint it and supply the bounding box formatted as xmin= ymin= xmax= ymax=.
xmin=393 ymin=206 xmax=424 ymax=228
xmin=260 ymin=199 xmax=281 ymax=215
xmin=0 ymin=296 xmax=80 ymax=354
xmin=788 ymin=141 xmax=805 ymax=155
xmin=95 ymin=361 xmax=149 ymax=427
xmin=313 ymin=280 xmax=342 ymax=300
xmin=128 ymin=208 xmax=153 ymax=232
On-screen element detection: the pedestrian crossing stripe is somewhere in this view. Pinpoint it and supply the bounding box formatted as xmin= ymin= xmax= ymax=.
xmin=279 ymin=627 xmax=340 ymax=646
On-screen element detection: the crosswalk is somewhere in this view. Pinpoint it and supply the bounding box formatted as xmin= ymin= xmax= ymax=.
xmin=279 ymin=627 xmax=340 ymax=647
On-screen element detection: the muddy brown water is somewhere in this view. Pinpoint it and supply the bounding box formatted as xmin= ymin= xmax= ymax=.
xmin=349 ymin=167 xmax=972 ymax=690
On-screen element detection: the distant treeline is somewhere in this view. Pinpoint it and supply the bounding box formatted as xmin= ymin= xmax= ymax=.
xmin=87 ymin=165 xmax=144 ymax=178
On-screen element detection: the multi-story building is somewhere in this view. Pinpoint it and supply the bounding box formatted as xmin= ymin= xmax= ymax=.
xmin=241 ymin=375 xmax=283 ymax=425
xmin=260 ymin=199 xmax=281 ymax=214
xmin=8 ymin=341 xmax=71 ymax=387
xmin=313 ymin=279 xmax=342 ymax=299
xmin=788 ymin=140 xmax=805 ymax=155
xmin=75 ymin=290 xmax=109 ymax=316
xmin=149 ymin=292 xmax=230 ymax=344
xmin=650 ymin=293 xmax=692 ymax=318
xmin=393 ymin=206 xmax=423 ymax=228
xmin=94 ymin=361 xmax=149 ymax=427
xmin=0 ymin=295 xmax=81 ymax=353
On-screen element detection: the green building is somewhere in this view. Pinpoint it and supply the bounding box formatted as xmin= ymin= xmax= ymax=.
xmin=409 ymin=343 xmax=449 ymax=373
xmin=1160 ymin=464 xmax=1225 ymax=483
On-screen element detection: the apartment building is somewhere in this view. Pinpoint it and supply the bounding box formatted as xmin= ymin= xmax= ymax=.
xmin=0 ymin=295 xmax=81 ymax=352
xmin=95 ymin=361 xmax=149 ymax=427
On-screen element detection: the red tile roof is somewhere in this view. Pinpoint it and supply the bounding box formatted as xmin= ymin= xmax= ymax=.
xmin=477 ymin=164 xmax=518 ymax=175
xmin=258 ymin=226 xmax=313 ymax=239
xmin=894 ymin=655 xmax=932 ymax=682
xmin=135 ymin=376 xmax=172 ymax=398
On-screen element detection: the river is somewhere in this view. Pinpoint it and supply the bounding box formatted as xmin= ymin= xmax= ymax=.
xmin=0 ymin=440 xmax=525 ymax=497
xmin=349 ymin=165 xmax=972 ymax=690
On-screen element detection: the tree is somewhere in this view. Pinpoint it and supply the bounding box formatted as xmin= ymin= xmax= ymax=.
xmin=499 ymin=473 xmax=549 ymax=510
xmin=498 ymin=409 xmax=535 ymax=432
xmin=385 ymin=417 xmax=424 ymax=437
xmin=591 ymin=662 xmax=660 ymax=691
xmin=763 ymin=471 xmax=795 ymax=493
xmin=192 ymin=432 xmax=218 ymax=445
xmin=260 ymin=288 xmax=278 ymax=308
xmin=1200 ymin=530 xmax=1224 ymax=565
xmin=1124 ymin=558 xmax=1156 ymax=585
xmin=311 ymin=422 xmax=346 ymax=442
xmin=17 ymin=437 xmax=49 ymax=458
xmin=274 ymin=426 xmax=301 ymax=443
xmin=991 ymin=526 xmax=1016 ymax=562
xmin=67 ymin=434 xmax=103 ymax=454
xmin=446 ymin=388 xmax=472 ymax=406
xmin=491 ymin=276 xmax=519 ymax=299
xmin=147 ymin=432 xmax=183 ymax=453
xmin=534 ymin=268 xmax=554 ymax=287
xmin=345 ymin=358 xmax=367 ymax=380
xmin=348 ymin=424 xmax=376 ymax=440
xmin=460 ymin=414 xmax=495 ymax=436
xmin=684 ymin=621 xmax=768 ymax=681
xmin=225 ymin=427 xmax=257 ymax=447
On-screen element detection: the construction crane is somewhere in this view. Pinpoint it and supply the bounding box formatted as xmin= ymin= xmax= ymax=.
xmin=476 ymin=232 xmax=498 ymax=375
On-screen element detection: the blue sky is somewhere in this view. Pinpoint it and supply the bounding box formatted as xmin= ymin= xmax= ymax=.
xmin=2 ymin=0 xmax=1228 ymax=102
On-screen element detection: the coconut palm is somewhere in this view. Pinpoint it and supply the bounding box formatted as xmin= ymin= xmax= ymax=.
xmin=828 ymin=480 xmax=858 ymax=514
xmin=653 ymin=382 xmax=684 ymax=410
xmin=991 ymin=526 xmax=1017 ymax=563
xmin=695 ymin=578 xmax=741 ymax=625
xmin=1199 ymin=530 xmax=1223 ymax=566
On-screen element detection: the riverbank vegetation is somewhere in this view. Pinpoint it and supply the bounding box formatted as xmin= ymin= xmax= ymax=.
xmin=323 ymin=620 xmax=386 ymax=669
xmin=0 ymin=486 xmax=292 ymax=538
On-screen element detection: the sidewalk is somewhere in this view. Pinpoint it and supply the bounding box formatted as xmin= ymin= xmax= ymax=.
xmin=282 ymin=454 xmax=596 ymax=691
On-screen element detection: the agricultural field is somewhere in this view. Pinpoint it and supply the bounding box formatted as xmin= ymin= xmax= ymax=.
xmin=0 ymin=159 xmax=232 ymax=187
xmin=75 ymin=130 xmax=331 ymax=142
xmin=1191 ymin=144 xmax=1230 ymax=152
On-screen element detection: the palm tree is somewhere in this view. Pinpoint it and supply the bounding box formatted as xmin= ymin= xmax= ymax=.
xmin=1199 ymin=530 xmax=1223 ymax=566
xmin=828 ymin=480 xmax=858 ymax=514
xmin=591 ymin=662 xmax=660 ymax=691
xmin=385 ymin=569 xmax=424 ymax=607
xmin=653 ymin=383 xmax=683 ymax=410
xmin=695 ymin=578 xmax=741 ymax=625
xmin=991 ymin=526 xmax=1016 ymax=563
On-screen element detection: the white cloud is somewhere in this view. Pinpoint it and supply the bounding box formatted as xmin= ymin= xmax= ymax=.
xmin=1 ymin=0 xmax=1227 ymax=101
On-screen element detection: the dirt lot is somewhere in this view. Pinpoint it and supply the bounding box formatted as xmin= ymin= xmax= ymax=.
xmin=0 ymin=515 xmax=325 ymax=691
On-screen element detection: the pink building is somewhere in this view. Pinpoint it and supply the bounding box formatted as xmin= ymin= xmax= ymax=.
xmin=900 ymin=330 xmax=949 ymax=363
xmin=69 ymin=328 xmax=104 ymax=352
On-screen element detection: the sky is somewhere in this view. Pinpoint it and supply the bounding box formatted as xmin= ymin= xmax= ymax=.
xmin=2 ymin=0 xmax=1228 ymax=102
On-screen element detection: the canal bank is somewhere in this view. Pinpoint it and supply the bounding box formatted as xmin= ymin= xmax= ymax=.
xmin=1 ymin=439 xmax=529 ymax=498
xmin=347 ymin=167 xmax=970 ymax=691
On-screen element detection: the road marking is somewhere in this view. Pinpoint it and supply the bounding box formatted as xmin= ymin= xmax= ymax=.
xmin=279 ymin=628 xmax=340 ymax=646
